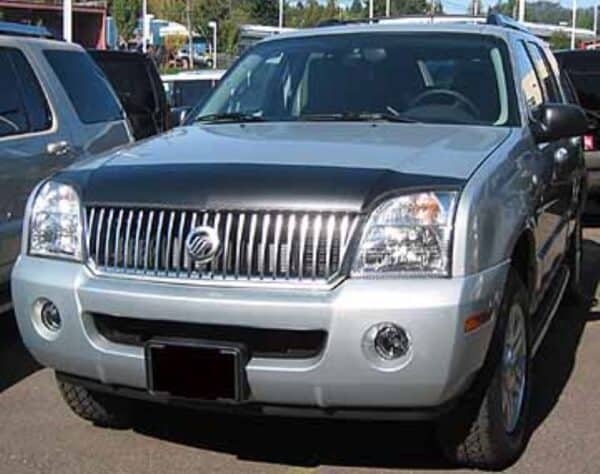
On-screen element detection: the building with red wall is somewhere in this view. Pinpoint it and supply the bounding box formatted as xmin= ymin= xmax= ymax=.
xmin=0 ymin=0 xmax=107 ymax=48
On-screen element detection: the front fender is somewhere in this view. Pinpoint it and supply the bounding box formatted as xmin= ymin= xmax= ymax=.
xmin=453 ymin=129 xmax=540 ymax=278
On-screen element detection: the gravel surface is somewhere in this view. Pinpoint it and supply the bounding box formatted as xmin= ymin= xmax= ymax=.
xmin=1 ymin=229 xmax=600 ymax=474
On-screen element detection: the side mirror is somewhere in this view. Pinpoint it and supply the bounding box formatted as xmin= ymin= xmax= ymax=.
xmin=531 ymin=103 xmax=589 ymax=143
xmin=169 ymin=106 xmax=191 ymax=127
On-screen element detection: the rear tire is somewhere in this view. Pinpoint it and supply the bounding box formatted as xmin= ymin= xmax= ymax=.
xmin=437 ymin=269 xmax=532 ymax=470
xmin=57 ymin=375 xmax=131 ymax=428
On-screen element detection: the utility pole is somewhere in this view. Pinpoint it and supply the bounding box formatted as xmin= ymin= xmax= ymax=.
xmin=186 ymin=0 xmax=193 ymax=69
xmin=369 ymin=0 xmax=374 ymax=20
xmin=208 ymin=21 xmax=217 ymax=69
xmin=571 ymin=0 xmax=577 ymax=49
xmin=279 ymin=0 xmax=284 ymax=30
xmin=63 ymin=0 xmax=72 ymax=42
xmin=594 ymin=3 xmax=598 ymax=37
xmin=518 ymin=0 xmax=525 ymax=22
xmin=142 ymin=0 xmax=148 ymax=53
xmin=386 ymin=0 xmax=391 ymax=17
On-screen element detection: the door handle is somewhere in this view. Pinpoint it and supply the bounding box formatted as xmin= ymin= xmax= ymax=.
xmin=554 ymin=147 xmax=569 ymax=166
xmin=46 ymin=140 xmax=71 ymax=156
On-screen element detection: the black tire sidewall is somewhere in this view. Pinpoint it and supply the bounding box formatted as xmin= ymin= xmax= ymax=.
xmin=482 ymin=270 xmax=533 ymax=463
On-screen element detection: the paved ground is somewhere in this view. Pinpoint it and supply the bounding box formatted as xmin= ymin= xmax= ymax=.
xmin=2 ymin=230 xmax=600 ymax=474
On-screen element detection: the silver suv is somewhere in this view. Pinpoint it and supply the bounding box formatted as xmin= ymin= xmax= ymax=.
xmin=12 ymin=16 xmax=589 ymax=469
xmin=0 ymin=23 xmax=133 ymax=296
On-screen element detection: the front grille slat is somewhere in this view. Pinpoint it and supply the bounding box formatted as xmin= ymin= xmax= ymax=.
xmin=273 ymin=214 xmax=283 ymax=280
xmin=247 ymin=213 xmax=258 ymax=280
xmin=235 ymin=213 xmax=245 ymax=278
xmin=175 ymin=211 xmax=186 ymax=275
xmin=299 ymin=214 xmax=309 ymax=280
xmin=114 ymin=209 xmax=124 ymax=269
xmin=223 ymin=212 xmax=233 ymax=279
xmin=259 ymin=213 xmax=270 ymax=279
xmin=164 ymin=211 xmax=175 ymax=273
xmin=86 ymin=206 xmax=360 ymax=287
xmin=286 ymin=214 xmax=296 ymax=280
xmin=86 ymin=208 xmax=96 ymax=253
xmin=154 ymin=210 xmax=165 ymax=273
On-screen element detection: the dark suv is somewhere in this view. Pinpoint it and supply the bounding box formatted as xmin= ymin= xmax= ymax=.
xmin=556 ymin=49 xmax=600 ymax=193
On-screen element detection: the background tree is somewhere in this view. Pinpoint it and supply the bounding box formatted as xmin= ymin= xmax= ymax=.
xmin=549 ymin=30 xmax=570 ymax=50
xmin=349 ymin=0 xmax=365 ymax=17
xmin=246 ymin=0 xmax=278 ymax=25
xmin=112 ymin=0 xmax=141 ymax=42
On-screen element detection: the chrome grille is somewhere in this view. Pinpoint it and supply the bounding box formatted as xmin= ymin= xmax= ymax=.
xmin=85 ymin=207 xmax=360 ymax=286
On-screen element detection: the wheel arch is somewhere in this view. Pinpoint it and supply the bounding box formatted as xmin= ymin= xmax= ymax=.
xmin=509 ymin=228 xmax=536 ymax=297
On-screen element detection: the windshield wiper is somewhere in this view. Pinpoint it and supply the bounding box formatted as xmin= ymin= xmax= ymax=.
xmin=298 ymin=112 xmax=419 ymax=123
xmin=194 ymin=112 xmax=266 ymax=124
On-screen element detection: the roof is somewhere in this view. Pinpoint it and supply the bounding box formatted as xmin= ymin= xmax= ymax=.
xmin=0 ymin=20 xmax=53 ymax=39
xmin=262 ymin=22 xmax=522 ymax=44
xmin=161 ymin=69 xmax=226 ymax=82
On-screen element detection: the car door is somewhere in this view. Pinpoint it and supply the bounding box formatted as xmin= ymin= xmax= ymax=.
xmin=0 ymin=46 xmax=76 ymax=271
xmin=42 ymin=47 xmax=133 ymax=156
xmin=521 ymin=41 xmax=574 ymax=293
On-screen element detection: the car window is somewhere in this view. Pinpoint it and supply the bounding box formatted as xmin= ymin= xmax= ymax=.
xmin=176 ymin=81 xmax=215 ymax=108
xmin=44 ymin=49 xmax=123 ymax=124
xmin=8 ymin=49 xmax=53 ymax=133
xmin=198 ymin=33 xmax=519 ymax=127
xmin=515 ymin=42 xmax=544 ymax=109
xmin=560 ymin=70 xmax=579 ymax=105
xmin=524 ymin=42 xmax=561 ymax=102
xmin=0 ymin=48 xmax=51 ymax=138
xmin=93 ymin=56 xmax=158 ymax=113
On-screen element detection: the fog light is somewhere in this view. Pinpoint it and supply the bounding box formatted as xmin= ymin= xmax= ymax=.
xmin=362 ymin=322 xmax=412 ymax=371
xmin=374 ymin=324 xmax=410 ymax=360
xmin=40 ymin=301 xmax=61 ymax=331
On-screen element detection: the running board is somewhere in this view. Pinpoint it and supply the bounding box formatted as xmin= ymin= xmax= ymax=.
xmin=531 ymin=265 xmax=570 ymax=357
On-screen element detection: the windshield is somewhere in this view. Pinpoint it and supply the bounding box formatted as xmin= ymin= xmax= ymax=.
xmin=195 ymin=33 xmax=518 ymax=126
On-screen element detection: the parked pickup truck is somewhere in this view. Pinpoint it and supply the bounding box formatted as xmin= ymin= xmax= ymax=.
xmin=0 ymin=22 xmax=132 ymax=301
xmin=12 ymin=15 xmax=588 ymax=470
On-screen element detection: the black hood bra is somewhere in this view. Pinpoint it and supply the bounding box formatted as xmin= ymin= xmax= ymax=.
xmin=58 ymin=163 xmax=464 ymax=213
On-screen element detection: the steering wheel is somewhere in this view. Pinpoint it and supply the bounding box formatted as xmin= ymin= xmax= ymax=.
xmin=408 ymin=89 xmax=480 ymax=118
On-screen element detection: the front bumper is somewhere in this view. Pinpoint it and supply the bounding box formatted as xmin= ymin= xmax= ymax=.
xmin=12 ymin=256 xmax=509 ymax=412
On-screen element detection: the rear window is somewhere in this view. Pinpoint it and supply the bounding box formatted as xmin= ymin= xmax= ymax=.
xmin=44 ymin=49 xmax=123 ymax=124
xmin=557 ymin=52 xmax=600 ymax=110
xmin=166 ymin=80 xmax=215 ymax=108
xmin=92 ymin=54 xmax=159 ymax=113
xmin=566 ymin=71 xmax=600 ymax=111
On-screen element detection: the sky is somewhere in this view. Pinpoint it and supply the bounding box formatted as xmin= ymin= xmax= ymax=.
xmin=333 ymin=0 xmax=599 ymax=15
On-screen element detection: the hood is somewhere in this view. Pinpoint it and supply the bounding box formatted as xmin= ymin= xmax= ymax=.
xmin=63 ymin=122 xmax=512 ymax=212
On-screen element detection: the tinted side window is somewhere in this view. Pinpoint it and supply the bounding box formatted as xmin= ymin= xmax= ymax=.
xmin=515 ymin=42 xmax=544 ymax=109
xmin=0 ymin=48 xmax=51 ymax=138
xmin=525 ymin=42 xmax=561 ymax=102
xmin=8 ymin=49 xmax=52 ymax=133
xmin=176 ymin=81 xmax=214 ymax=108
xmin=44 ymin=49 xmax=123 ymax=124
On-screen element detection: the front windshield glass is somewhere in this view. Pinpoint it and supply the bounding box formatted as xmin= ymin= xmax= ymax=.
xmin=195 ymin=32 xmax=518 ymax=126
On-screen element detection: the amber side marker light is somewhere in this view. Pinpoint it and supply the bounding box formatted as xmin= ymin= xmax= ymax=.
xmin=464 ymin=312 xmax=492 ymax=333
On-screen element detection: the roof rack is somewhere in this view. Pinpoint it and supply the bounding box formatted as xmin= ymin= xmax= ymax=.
xmin=486 ymin=13 xmax=532 ymax=35
xmin=0 ymin=21 xmax=54 ymax=39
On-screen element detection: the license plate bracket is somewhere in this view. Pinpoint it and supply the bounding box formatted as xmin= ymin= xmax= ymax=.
xmin=146 ymin=339 xmax=248 ymax=403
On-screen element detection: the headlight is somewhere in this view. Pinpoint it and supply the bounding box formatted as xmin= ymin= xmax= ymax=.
xmin=29 ymin=181 xmax=83 ymax=261
xmin=352 ymin=191 xmax=458 ymax=277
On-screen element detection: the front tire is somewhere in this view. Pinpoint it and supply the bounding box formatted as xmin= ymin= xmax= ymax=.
xmin=57 ymin=375 xmax=132 ymax=428
xmin=437 ymin=269 xmax=532 ymax=470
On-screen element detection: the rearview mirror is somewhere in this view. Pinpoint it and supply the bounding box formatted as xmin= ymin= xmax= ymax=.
xmin=531 ymin=103 xmax=589 ymax=143
xmin=169 ymin=106 xmax=191 ymax=128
